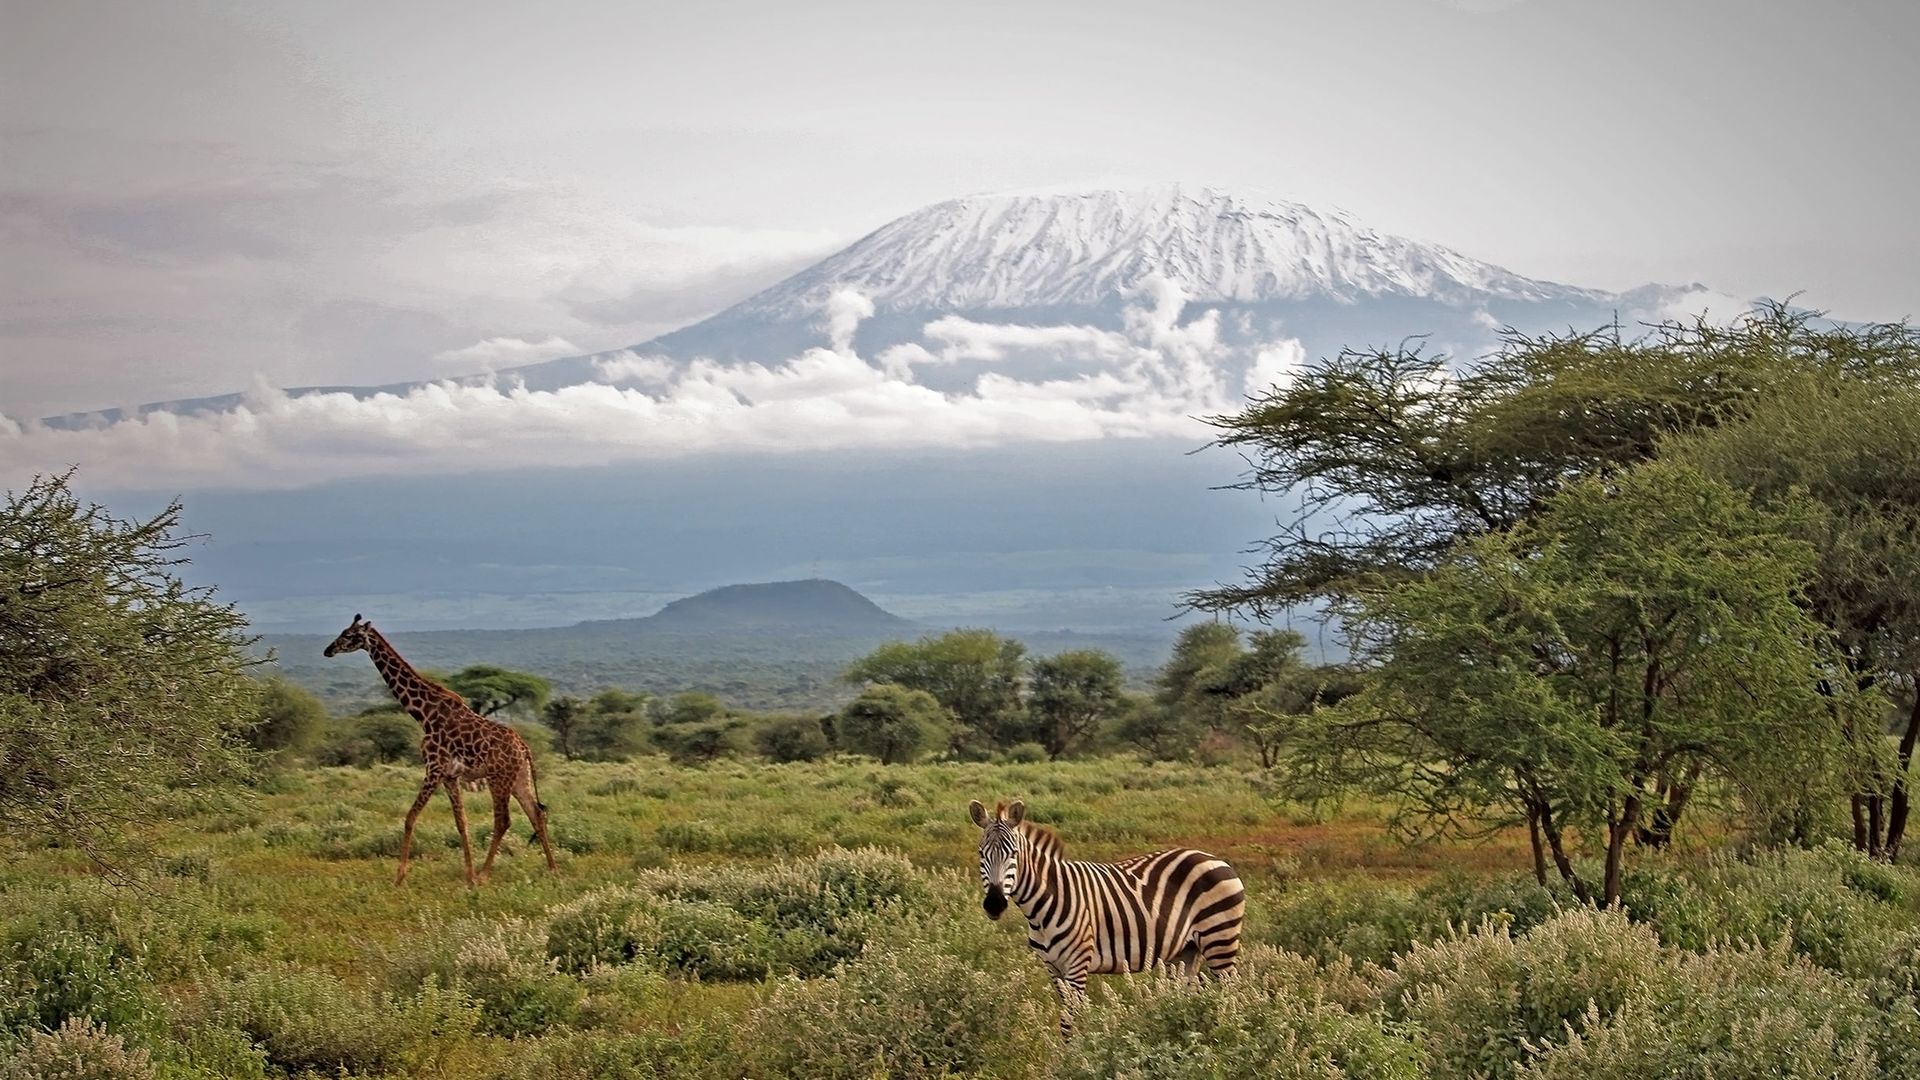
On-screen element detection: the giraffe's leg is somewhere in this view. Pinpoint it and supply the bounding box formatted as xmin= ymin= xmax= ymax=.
xmin=444 ymin=779 xmax=476 ymax=887
xmin=512 ymin=773 xmax=557 ymax=872
xmin=479 ymin=782 xmax=512 ymax=880
xmin=395 ymin=777 xmax=437 ymax=886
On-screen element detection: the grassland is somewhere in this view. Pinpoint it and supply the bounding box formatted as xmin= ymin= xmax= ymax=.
xmin=5 ymin=757 xmax=1919 ymax=1078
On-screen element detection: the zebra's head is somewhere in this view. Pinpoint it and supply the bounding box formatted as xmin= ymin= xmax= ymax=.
xmin=968 ymin=798 xmax=1025 ymax=920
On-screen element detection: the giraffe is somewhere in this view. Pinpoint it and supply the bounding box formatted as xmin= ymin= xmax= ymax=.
xmin=323 ymin=614 xmax=557 ymax=886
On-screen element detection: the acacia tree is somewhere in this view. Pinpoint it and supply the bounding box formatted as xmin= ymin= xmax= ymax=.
xmin=446 ymin=664 xmax=551 ymax=718
xmin=837 ymin=684 xmax=948 ymax=765
xmin=845 ymin=629 xmax=1025 ymax=756
xmin=1192 ymin=306 xmax=1918 ymax=614
xmin=0 ymin=472 xmax=260 ymax=871
xmin=1025 ymin=650 xmax=1125 ymax=759
xmin=1194 ymin=305 xmax=1920 ymax=846
xmin=1670 ymin=376 xmax=1920 ymax=858
xmin=1298 ymin=464 xmax=1867 ymax=906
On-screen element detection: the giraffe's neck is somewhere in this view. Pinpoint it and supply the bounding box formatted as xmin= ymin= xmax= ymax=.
xmin=364 ymin=628 xmax=451 ymax=728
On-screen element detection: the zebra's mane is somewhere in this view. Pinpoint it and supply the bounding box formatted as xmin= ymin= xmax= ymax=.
xmin=1017 ymin=820 xmax=1064 ymax=859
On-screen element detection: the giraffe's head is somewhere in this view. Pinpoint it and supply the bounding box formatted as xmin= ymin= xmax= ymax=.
xmin=323 ymin=613 xmax=374 ymax=658
xmin=968 ymin=798 xmax=1026 ymax=920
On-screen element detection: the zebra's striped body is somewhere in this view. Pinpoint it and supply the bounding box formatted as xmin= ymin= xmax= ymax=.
xmin=969 ymin=798 xmax=1244 ymax=1035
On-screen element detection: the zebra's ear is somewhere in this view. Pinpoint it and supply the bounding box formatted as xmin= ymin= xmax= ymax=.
xmin=968 ymin=800 xmax=989 ymax=828
xmin=1006 ymin=799 xmax=1026 ymax=825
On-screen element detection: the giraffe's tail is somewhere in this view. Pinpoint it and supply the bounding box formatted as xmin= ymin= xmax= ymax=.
xmin=527 ymin=751 xmax=551 ymax=842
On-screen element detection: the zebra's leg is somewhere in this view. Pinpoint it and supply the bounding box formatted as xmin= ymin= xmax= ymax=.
xmin=1195 ymin=923 xmax=1241 ymax=979
xmin=1050 ymin=972 xmax=1090 ymax=1037
xmin=1169 ymin=935 xmax=1204 ymax=977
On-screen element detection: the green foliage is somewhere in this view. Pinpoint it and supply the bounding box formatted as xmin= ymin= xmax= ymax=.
xmin=845 ymin=628 xmax=1026 ymax=755
xmin=384 ymin=916 xmax=583 ymax=1036
xmin=565 ymin=689 xmax=653 ymax=762
xmin=752 ymin=714 xmax=832 ymax=763
xmin=1059 ymin=947 xmax=1421 ymax=1080
xmin=655 ymin=691 xmax=727 ymax=727
xmin=836 ymin=683 xmax=948 ymax=764
xmin=1002 ymin=741 xmax=1050 ymax=764
xmin=0 ymin=754 xmax=1917 ymax=1077
xmin=544 ymin=847 xmax=928 ymax=981
xmin=1125 ymin=622 xmax=1245 ymax=760
xmin=0 ymin=472 xmax=261 ymax=869
xmin=1260 ymin=874 xmax=1566 ymax=967
xmin=1025 ymin=649 xmax=1125 ymax=758
xmin=739 ymin=912 xmax=1056 ymax=1080
xmin=1197 ymin=304 xmax=1920 ymax=617
xmin=244 ymin=675 xmax=327 ymax=758
xmin=1382 ymin=909 xmax=1669 ymax=1079
xmin=655 ymin=720 xmax=749 ymax=766
xmin=1668 ymin=373 xmax=1920 ymax=858
xmin=199 ymin=963 xmax=478 ymax=1077
xmin=482 ymin=1027 xmax=732 ymax=1080
xmin=0 ymin=1018 xmax=156 ymax=1080
xmin=445 ymin=663 xmax=552 ymax=718
xmin=0 ymin=929 xmax=162 ymax=1047
xmin=312 ymin=708 xmax=420 ymax=767
xmin=1312 ymin=463 xmax=1861 ymax=902
xmin=1618 ymin=844 xmax=1917 ymax=977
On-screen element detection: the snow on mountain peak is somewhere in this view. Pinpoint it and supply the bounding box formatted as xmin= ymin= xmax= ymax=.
xmin=732 ymin=183 xmax=1600 ymax=317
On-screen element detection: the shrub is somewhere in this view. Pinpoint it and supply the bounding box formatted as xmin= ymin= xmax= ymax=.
xmin=0 ymin=1018 xmax=155 ymax=1080
xmin=0 ymin=930 xmax=162 ymax=1046
xmin=1381 ymin=908 xmax=1668 ymax=1079
xmin=836 ymin=684 xmax=948 ymax=764
xmin=754 ymin=715 xmax=832 ymax=763
xmin=202 ymin=964 xmax=478 ymax=1076
xmin=1059 ymin=947 xmax=1420 ymax=1080
xmin=543 ymin=847 xmax=930 ymax=980
xmin=658 ymin=721 xmax=748 ymax=765
xmin=1521 ymin=939 xmax=1898 ymax=1080
xmin=1259 ymin=880 xmax=1432 ymax=966
xmin=655 ymin=820 xmax=718 ymax=853
xmin=740 ymin=919 xmax=1055 ymax=1080
xmin=482 ymin=1027 xmax=732 ymax=1080
xmin=1619 ymin=843 xmax=1912 ymax=976
xmin=385 ymin=917 xmax=583 ymax=1036
xmin=1003 ymin=741 xmax=1049 ymax=764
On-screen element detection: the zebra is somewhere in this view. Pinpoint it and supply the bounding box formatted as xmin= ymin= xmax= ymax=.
xmin=968 ymin=798 xmax=1245 ymax=1035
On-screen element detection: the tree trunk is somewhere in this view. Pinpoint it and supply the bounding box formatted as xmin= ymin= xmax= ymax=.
xmin=1537 ymin=802 xmax=1591 ymax=904
xmin=1636 ymin=762 xmax=1699 ymax=848
xmin=1604 ymin=795 xmax=1642 ymax=907
xmin=1885 ymin=686 xmax=1920 ymax=862
xmin=1526 ymin=802 xmax=1548 ymax=887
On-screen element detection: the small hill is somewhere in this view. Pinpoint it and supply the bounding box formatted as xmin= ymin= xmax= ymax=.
xmin=583 ymin=579 xmax=918 ymax=635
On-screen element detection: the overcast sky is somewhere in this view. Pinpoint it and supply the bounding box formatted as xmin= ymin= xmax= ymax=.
xmin=3 ymin=0 xmax=1915 ymax=423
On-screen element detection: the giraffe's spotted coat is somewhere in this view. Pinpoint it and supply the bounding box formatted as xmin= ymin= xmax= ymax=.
xmin=324 ymin=614 xmax=558 ymax=887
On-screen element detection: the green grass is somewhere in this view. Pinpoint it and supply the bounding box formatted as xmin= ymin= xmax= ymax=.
xmin=4 ymin=757 xmax=1917 ymax=1078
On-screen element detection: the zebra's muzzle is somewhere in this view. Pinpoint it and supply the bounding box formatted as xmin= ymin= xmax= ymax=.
xmin=983 ymin=885 xmax=1008 ymax=920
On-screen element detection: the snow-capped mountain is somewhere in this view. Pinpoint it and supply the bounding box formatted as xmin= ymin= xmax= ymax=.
xmin=730 ymin=184 xmax=1607 ymax=316
xmin=40 ymin=183 xmax=1710 ymax=426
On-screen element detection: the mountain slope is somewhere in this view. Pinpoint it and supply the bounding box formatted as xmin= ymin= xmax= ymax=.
xmin=578 ymin=578 xmax=917 ymax=634
xmin=726 ymin=184 xmax=1607 ymax=317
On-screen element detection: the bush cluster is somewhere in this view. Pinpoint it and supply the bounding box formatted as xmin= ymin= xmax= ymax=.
xmin=544 ymin=846 xmax=929 ymax=979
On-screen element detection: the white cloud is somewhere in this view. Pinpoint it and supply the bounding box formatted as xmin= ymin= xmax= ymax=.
xmin=824 ymin=289 xmax=875 ymax=354
xmin=432 ymin=335 xmax=581 ymax=371
xmin=1245 ymin=339 xmax=1307 ymax=396
xmin=1636 ymin=285 xmax=1758 ymax=327
xmin=1 ymin=288 xmax=1273 ymax=491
